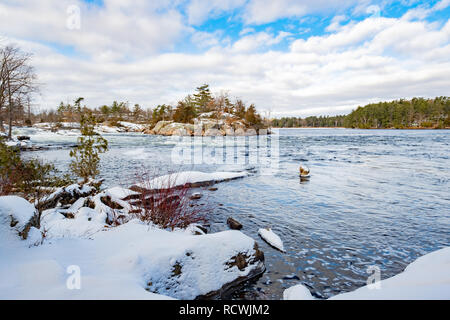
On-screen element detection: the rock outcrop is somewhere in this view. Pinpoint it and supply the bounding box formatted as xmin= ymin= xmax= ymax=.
xmin=146 ymin=117 xmax=270 ymax=137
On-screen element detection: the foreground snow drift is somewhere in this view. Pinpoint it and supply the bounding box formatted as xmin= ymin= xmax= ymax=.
xmin=284 ymin=247 xmax=450 ymax=300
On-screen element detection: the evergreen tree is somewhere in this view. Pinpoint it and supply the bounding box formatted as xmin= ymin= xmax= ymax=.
xmin=193 ymin=84 xmax=213 ymax=113
xmin=173 ymin=96 xmax=197 ymax=123
xmin=70 ymin=111 xmax=108 ymax=182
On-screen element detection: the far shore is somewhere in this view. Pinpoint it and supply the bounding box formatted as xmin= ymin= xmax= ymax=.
xmin=276 ymin=127 xmax=450 ymax=130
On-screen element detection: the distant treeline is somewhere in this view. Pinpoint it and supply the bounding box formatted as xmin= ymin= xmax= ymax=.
xmin=271 ymin=115 xmax=346 ymax=128
xmin=271 ymin=97 xmax=450 ymax=129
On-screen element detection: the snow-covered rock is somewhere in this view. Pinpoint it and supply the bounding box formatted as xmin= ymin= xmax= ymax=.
xmin=258 ymin=228 xmax=285 ymax=252
xmin=0 ymin=196 xmax=39 ymax=240
xmin=117 ymin=122 xmax=145 ymax=132
xmin=283 ymin=284 xmax=315 ymax=300
xmin=134 ymin=171 xmax=248 ymax=191
xmin=38 ymin=183 xmax=97 ymax=211
xmin=104 ymin=186 xmax=140 ymax=201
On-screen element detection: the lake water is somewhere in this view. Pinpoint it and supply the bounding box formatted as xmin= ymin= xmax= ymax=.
xmin=16 ymin=127 xmax=450 ymax=299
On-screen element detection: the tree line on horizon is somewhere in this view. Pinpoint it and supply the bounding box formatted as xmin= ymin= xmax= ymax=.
xmin=271 ymin=97 xmax=450 ymax=129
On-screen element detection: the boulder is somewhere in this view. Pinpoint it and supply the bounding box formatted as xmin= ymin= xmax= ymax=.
xmin=190 ymin=192 xmax=202 ymax=200
xmin=0 ymin=196 xmax=40 ymax=239
xmin=204 ymin=128 xmax=223 ymax=136
xmin=144 ymin=229 xmax=265 ymax=300
xmin=227 ymin=217 xmax=243 ymax=230
xmin=152 ymin=120 xmax=174 ymax=134
xmin=234 ymin=128 xmax=248 ymax=136
xmin=196 ymin=243 xmax=265 ymax=299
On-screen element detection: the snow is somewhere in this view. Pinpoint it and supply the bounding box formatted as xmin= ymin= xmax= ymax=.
xmin=40 ymin=206 xmax=107 ymax=239
xmin=0 ymin=168 xmax=261 ymax=300
xmin=38 ymin=183 xmax=95 ymax=205
xmin=139 ymin=171 xmax=248 ymax=190
xmin=1 ymin=211 xmax=262 ymax=299
xmin=95 ymin=125 xmax=122 ymax=134
xmin=118 ymin=122 xmax=145 ymax=131
xmin=0 ymin=196 xmax=37 ymax=230
xmin=283 ymin=247 xmax=450 ymax=300
xmin=104 ymin=186 xmax=139 ymax=200
xmin=330 ymin=247 xmax=450 ymax=300
xmin=258 ymin=228 xmax=285 ymax=252
xmin=4 ymin=140 xmax=20 ymax=147
xmin=283 ymin=284 xmax=315 ymax=300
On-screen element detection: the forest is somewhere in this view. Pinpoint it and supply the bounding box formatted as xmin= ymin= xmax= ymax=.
xmin=271 ymin=97 xmax=450 ymax=129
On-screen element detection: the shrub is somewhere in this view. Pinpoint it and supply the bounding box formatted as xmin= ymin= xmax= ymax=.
xmin=132 ymin=170 xmax=208 ymax=230
xmin=420 ymin=121 xmax=434 ymax=128
xmin=0 ymin=141 xmax=72 ymax=199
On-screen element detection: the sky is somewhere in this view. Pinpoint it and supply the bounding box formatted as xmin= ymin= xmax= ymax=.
xmin=0 ymin=0 xmax=449 ymax=117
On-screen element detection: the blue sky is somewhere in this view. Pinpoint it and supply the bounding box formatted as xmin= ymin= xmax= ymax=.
xmin=75 ymin=0 xmax=450 ymax=54
xmin=0 ymin=0 xmax=449 ymax=116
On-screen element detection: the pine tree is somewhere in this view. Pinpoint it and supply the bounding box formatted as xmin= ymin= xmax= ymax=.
xmin=193 ymin=84 xmax=213 ymax=113
xmin=70 ymin=111 xmax=108 ymax=182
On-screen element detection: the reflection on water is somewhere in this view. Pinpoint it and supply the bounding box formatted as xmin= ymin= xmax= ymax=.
xmin=18 ymin=127 xmax=450 ymax=299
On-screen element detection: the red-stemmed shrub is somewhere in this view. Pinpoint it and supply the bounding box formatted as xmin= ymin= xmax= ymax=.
xmin=131 ymin=170 xmax=208 ymax=230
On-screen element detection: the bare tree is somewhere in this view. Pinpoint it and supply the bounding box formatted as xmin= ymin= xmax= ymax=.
xmin=0 ymin=45 xmax=38 ymax=138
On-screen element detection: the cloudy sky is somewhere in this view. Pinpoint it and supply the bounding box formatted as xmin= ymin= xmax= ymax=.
xmin=0 ymin=0 xmax=449 ymax=117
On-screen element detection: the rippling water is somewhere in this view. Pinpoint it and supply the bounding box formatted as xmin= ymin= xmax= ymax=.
xmin=17 ymin=127 xmax=450 ymax=299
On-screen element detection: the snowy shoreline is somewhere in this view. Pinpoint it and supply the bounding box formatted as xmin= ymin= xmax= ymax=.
xmin=0 ymin=171 xmax=267 ymax=300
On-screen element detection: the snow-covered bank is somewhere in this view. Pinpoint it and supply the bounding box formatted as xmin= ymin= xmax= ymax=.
xmin=0 ymin=170 xmax=265 ymax=300
xmin=283 ymin=247 xmax=450 ymax=300
xmin=0 ymin=219 xmax=264 ymax=300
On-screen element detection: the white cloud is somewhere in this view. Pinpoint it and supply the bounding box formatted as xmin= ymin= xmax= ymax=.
xmin=186 ymin=0 xmax=246 ymax=25
xmin=191 ymin=31 xmax=223 ymax=48
xmin=243 ymin=0 xmax=360 ymax=24
xmin=0 ymin=0 xmax=187 ymax=61
xmin=326 ymin=15 xmax=348 ymax=32
xmin=0 ymin=1 xmax=449 ymax=117
xmin=231 ymin=31 xmax=292 ymax=52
